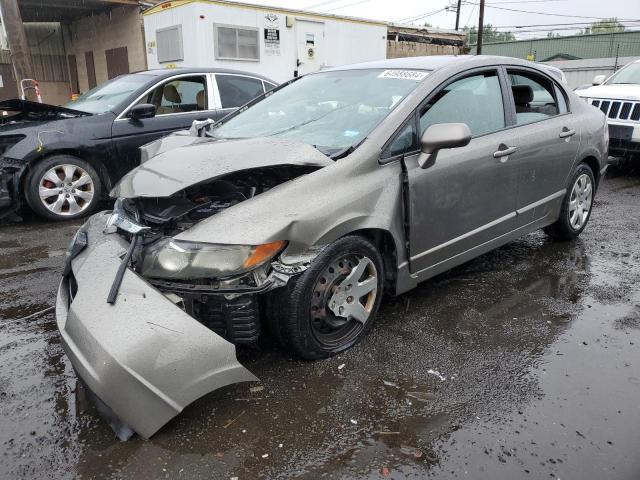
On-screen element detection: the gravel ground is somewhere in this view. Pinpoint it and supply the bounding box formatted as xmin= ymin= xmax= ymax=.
xmin=1 ymin=170 xmax=639 ymax=479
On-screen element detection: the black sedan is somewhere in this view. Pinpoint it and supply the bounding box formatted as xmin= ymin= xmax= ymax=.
xmin=0 ymin=68 xmax=277 ymax=220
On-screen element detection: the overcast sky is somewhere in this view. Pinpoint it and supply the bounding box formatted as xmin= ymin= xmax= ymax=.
xmin=244 ymin=0 xmax=640 ymax=38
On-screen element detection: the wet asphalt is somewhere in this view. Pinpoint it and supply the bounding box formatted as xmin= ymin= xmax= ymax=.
xmin=1 ymin=171 xmax=639 ymax=480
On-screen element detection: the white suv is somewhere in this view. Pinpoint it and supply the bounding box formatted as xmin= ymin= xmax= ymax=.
xmin=576 ymin=59 xmax=640 ymax=164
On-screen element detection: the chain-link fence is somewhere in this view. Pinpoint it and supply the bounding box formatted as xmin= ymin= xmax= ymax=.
xmin=470 ymin=30 xmax=640 ymax=63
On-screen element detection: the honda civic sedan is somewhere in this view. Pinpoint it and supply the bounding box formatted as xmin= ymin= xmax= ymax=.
xmin=57 ymin=55 xmax=608 ymax=439
xmin=0 ymin=68 xmax=276 ymax=220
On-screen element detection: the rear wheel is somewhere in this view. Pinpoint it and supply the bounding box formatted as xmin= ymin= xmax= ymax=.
xmin=25 ymin=155 xmax=102 ymax=221
xmin=267 ymin=235 xmax=384 ymax=360
xmin=545 ymin=162 xmax=595 ymax=241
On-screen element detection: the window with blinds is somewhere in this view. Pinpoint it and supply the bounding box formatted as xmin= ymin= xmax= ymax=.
xmin=215 ymin=25 xmax=259 ymax=61
xmin=157 ymin=26 xmax=184 ymax=63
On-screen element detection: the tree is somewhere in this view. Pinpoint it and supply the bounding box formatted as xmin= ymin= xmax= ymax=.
xmin=547 ymin=31 xmax=561 ymax=38
xmin=464 ymin=24 xmax=515 ymax=44
xmin=581 ymin=18 xmax=625 ymax=34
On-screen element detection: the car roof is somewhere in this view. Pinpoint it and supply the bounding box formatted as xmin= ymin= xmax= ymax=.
xmin=134 ymin=68 xmax=277 ymax=84
xmin=323 ymin=55 xmax=541 ymax=73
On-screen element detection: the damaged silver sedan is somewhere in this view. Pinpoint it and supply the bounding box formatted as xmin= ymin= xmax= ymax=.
xmin=56 ymin=56 xmax=608 ymax=439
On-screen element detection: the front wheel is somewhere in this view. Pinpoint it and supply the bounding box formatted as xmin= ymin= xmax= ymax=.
xmin=544 ymin=162 xmax=595 ymax=241
xmin=267 ymin=235 xmax=384 ymax=360
xmin=24 ymin=155 xmax=102 ymax=221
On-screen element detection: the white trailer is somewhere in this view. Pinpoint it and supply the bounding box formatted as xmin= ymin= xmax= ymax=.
xmin=142 ymin=0 xmax=389 ymax=83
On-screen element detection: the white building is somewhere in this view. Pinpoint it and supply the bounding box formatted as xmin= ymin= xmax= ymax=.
xmin=142 ymin=0 xmax=389 ymax=83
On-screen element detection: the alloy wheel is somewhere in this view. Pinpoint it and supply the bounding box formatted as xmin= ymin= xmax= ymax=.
xmin=38 ymin=164 xmax=95 ymax=216
xmin=568 ymin=173 xmax=593 ymax=230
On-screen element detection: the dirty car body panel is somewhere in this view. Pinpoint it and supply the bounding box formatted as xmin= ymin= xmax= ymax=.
xmin=57 ymin=56 xmax=608 ymax=438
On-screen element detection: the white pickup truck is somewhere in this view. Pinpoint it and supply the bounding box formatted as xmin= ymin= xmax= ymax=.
xmin=576 ymin=59 xmax=640 ymax=164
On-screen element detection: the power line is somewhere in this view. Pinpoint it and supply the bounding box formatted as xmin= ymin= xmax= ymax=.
xmin=513 ymin=28 xmax=640 ymax=35
xmin=489 ymin=20 xmax=640 ymax=29
xmin=395 ymin=8 xmax=447 ymax=23
xmin=321 ymin=0 xmax=372 ymax=12
xmin=302 ymin=0 xmax=347 ymax=9
xmin=462 ymin=1 xmax=640 ymax=21
xmin=464 ymin=3 xmax=477 ymax=28
xmin=485 ymin=0 xmax=567 ymax=3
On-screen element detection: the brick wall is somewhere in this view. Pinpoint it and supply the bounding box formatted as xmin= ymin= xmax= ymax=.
xmin=387 ymin=40 xmax=462 ymax=59
xmin=67 ymin=5 xmax=147 ymax=93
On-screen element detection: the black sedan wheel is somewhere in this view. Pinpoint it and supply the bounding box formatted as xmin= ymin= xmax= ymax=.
xmin=267 ymin=235 xmax=384 ymax=359
xmin=25 ymin=155 xmax=102 ymax=221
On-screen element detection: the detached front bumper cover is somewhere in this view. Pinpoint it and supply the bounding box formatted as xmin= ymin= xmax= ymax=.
xmin=56 ymin=213 xmax=258 ymax=439
xmin=0 ymin=164 xmax=23 ymax=217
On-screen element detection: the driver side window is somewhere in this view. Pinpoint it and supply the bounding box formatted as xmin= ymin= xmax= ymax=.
xmin=419 ymin=71 xmax=505 ymax=137
xmin=137 ymin=76 xmax=207 ymax=115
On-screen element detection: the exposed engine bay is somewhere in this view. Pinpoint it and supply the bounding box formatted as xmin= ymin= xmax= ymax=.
xmin=125 ymin=165 xmax=317 ymax=235
xmin=116 ymin=165 xmax=319 ymax=344
xmin=0 ymin=99 xmax=88 ymax=126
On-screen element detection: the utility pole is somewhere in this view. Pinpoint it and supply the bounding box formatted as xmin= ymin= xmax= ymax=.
xmin=476 ymin=0 xmax=486 ymax=54
xmin=454 ymin=0 xmax=462 ymax=30
xmin=0 ymin=0 xmax=33 ymax=83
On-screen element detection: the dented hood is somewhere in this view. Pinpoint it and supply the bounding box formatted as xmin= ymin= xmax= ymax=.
xmin=112 ymin=136 xmax=333 ymax=198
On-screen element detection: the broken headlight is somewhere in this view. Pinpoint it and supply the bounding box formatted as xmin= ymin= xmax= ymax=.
xmin=140 ymin=238 xmax=285 ymax=280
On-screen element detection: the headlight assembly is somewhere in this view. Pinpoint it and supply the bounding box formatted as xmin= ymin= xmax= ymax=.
xmin=140 ymin=239 xmax=286 ymax=280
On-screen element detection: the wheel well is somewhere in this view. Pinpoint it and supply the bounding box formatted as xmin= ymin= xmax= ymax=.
xmin=580 ymin=156 xmax=601 ymax=185
xmin=348 ymin=228 xmax=398 ymax=292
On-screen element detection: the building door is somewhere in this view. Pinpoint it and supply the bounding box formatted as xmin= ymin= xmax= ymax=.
xmin=295 ymin=20 xmax=324 ymax=76
xmin=85 ymin=51 xmax=96 ymax=90
xmin=106 ymin=46 xmax=130 ymax=80
xmin=0 ymin=64 xmax=18 ymax=101
xmin=68 ymin=54 xmax=79 ymax=95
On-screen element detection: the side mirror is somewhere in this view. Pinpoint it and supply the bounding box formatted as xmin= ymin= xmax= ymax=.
xmin=129 ymin=103 xmax=156 ymax=120
xmin=418 ymin=123 xmax=472 ymax=169
xmin=592 ymin=74 xmax=606 ymax=86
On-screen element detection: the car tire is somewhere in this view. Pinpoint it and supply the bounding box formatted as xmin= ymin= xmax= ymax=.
xmin=544 ymin=162 xmax=595 ymax=241
xmin=267 ymin=235 xmax=384 ymax=360
xmin=24 ymin=155 xmax=102 ymax=221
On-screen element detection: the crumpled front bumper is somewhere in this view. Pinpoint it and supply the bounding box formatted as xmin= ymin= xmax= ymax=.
xmin=55 ymin=212 xmax=258 ymax=439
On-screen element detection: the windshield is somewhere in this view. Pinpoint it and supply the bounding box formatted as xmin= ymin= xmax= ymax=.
xmin=606 ymin=62 xmax=640 ymax=85
xmin=64 ymin=74 xmax=150 ymax=114
xmin=214 ymin=69 xmax=428 ymax=153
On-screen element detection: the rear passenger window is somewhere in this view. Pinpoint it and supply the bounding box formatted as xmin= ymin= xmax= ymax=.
xmin=509 ymin=71 xmax=560 ymax=125
xmin=419 ymin=71 xmax=505 ymax=137
xmin=216 ymin=74 xmax=264 ymax=109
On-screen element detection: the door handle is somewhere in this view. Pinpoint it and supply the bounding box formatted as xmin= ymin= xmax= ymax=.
xmin=559 ymin=128 xmax=576 ymax=138
xmin=493 ymin=145 xmax=517 ymax=158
